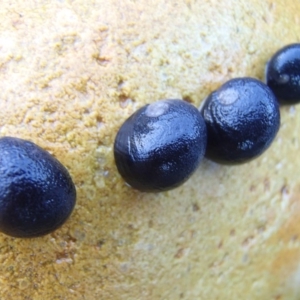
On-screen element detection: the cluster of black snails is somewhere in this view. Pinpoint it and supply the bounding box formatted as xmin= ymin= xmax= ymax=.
xmin=0 ymin=43 xmax=299 ymax=238
xmin=114 ymin=44 xmax=300 ymax=190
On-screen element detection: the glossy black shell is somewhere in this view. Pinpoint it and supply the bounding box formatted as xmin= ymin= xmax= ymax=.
xmin=266 ymin=43 xmax=300 ymax=104
xmin=114 ymin=99 xmax=207 ymax=192
xmin=0 ymin=137 xmax=76 ymax=238
xmin=200 ymin=78 xmax=280 ymax=164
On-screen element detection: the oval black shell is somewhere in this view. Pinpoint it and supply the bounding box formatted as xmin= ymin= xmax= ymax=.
xmin=200 ymin=78 xmax=280 ymax=164
xmin=0 ymin=137 xmax=76 ymax=238
xmin=114 ymin=99 xmax=207 ymax=192
xmin=266 ymin=43 xmax=300 ymax=104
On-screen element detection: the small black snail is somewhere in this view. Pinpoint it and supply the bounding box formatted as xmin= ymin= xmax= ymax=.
xmin=266 ymin=43 xmax=300 ymax=104
xmin=0 ymin=137 xmax=76 ymax=238
xmin=114 ymin=99 xmax=207 ymax=192
xmin=200 ymin=77 xmax=280 ymax=164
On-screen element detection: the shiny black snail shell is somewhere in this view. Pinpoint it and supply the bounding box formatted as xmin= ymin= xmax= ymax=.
xmin=266 ymin=43 xmax=300 ymax=104
xmin=0 ymin=137 xmax=76 ymax=238
xmin=200 ymin=77 xmax=280 ymax=164
xmin=114 ymin=99 xmax=207 ymax=192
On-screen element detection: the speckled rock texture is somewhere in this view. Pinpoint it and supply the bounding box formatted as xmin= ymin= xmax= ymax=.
xmin=0 ymin=1 xmax=300 ymax=299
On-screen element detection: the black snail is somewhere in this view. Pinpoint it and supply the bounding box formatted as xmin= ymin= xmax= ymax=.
xmin=200 ymin=77 xmax=280 ymax=164
xmin=114 ymin=99 xmax=207 ymax=192
xmin=266 ymin=43 xmax=300 ymax=105
xmin=0 ymin=137 xmax=76 ymax=238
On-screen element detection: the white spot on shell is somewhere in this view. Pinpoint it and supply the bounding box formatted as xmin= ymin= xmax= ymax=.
xmin=161 ymin=162 xmax=172 ymax=171
xmin=198 ymin=95 xmax=208 ymax=111
xmin=217 ymin=88 xmax=239 ymax=105
xmin=238 ymin=140 xmax=252 ymax=151
xmin=277 ymin=74 xmax=290 ymax=84
xmin=203 ymin=108 xmax=213 ymax=122
xmin=264 ymin=60 xmax=269 ymax=83
xmin=145 ymin=101 xmax=169 ymax=117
